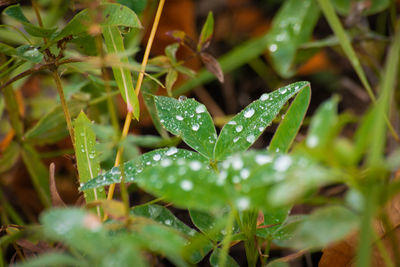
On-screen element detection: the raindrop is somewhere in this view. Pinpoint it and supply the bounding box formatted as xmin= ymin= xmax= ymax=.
xmin=246 ymin=135 xmax=255 ymax=143
xmin=166 ymin=147 xmax=178 ymax=156
xmin=153 ymin=154 xmax=161 ymax=161
xmin=255 ymin=154 xmax=272 ymax=165
xmin=306 ymin=135 xmax=319 ymax=148
xmin=195 ymin=105 xmax=206 ymax=114
xmin=178 ymin=96 xmax=187 ymax=101
xmin=244 ymin=108 xmax=255 ymax=118
xmin=236 ymin=125 xmax=243 ymax=132
xmin=161 ymin=159 xmax=172 ymax=167
xmin=232 ymin=157 xmax=243 ymax=170
xmin=269 ymin=44 xmax=278 ymax=52
xmin=260 ymin=94 xmax=269 ymax=101
xmin=192 ymin=124 xmax=200 ymax=131
xmin=280 ymin=88 xmax=287 ymax=94
xmin=180 ymin=180 xmax=193 ymax=191
xmin=240 ymin=169 xmax=250 ymax=179
xmin=274 ymin=155 xmax=292 ymax=172
xmin=176 ymin=115 xmax=184 ymax=121
xmin=236 ymin=197 xmax=250 ymax=211
xmin=233 ymin=137 xmax=240 ymax=143
xmin=189 ymin=161 xmax=201 ymax=171
xmin=228 ymin=120 xmax=237 ymax=125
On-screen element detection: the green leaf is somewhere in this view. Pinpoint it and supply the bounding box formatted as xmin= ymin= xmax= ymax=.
xmin=53 ymin=3 xmax=142 ymax=42
xmin=198 ymin=12 xmax=214 ymax=51
xmin=269 ymin=84 xmax=311 ymax=153
xmin=142 ymin=91 xmax=169 ymax=139
xmin=4 ymin=4 xmax=57 ymax=37
xmin=117 ymin=0 xmax=148 ymax=14
xmin=80 ymin=147 xmax=207 ymax=190
xmin=256 ymin=208 xmax=290 ymax=239
xmin=166 ymin=69 xmax=178 ymax=95
xmin=15 ymin=252 xmax=87 ymax=267
xmin=281 ymin=206 xmax=359 ymax=249
xmin=332 ymin=0 xmax=390 ymax=15
xmin=0 ymin=43 xmax=16 ymax=56
xmin=21 ymin=144 xmax=51 ymax=207
xmin=266 ymin=0 xmax=320 ymax=78
xmin=132 ymin=204 xmax=196 ymax=237
xmin=135 ymin=157 xmax=228 ymax=212
xmin=15 ymin=45 xmax=44 ymax=63
xmin=24 ymin=100 xmax=86 ymax=145
xmin=209 ymin=248 xmax=239 ymax=267
xmin=305 ymin=96 xmax=339 ymax=149
xmin=266 ymin=262 xmax=290 ymax=267
xmin=74 ymin=112 xmax=105 ymax=216
xmin=214 ymin=81 xmax=309 ymax=160
xmin=155 ymin=96 xmax=217 ymax=159
xmin=0 ymin=141 xmax=20 ymax=173
xmin=102 ymin=25 xmax=140 ymax=119
xmin=165 ymin=43 xmax=179 ymax=64
xmin=272 ymin=215 xmax=304 ymax=244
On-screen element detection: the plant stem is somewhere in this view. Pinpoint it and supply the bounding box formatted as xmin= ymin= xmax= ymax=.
xmin=218 ymin=209 xmax=235 ymax=267
xmin=242 ymin=209 xmax=259 ymax=267
xmin=50 ymin=69 xmax=75 ymax=147
xmin=106 ymin=0 xmax=166 ymax=204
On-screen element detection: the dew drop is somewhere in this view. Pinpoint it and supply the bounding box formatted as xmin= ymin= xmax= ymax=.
xmin=306 ymin=135 xmax=319 ymax=148
xmin=246 ymin=135 xmax=255 ymax=143
xmin=236 ymin=197 xmax=250 ymax=211
xmin=244 ymin=108 xmax=255 ymax=118
xmin=255 ymin=154 xmax=272 ymax=165
xmin=233 ymin=137 xmax=240 ymax=143
xmin=192 ymin=124 xmax=200 ymax=131
xmin=180 ymin=180 xmax=193 ymax=191
xmin=178 ymin=95 xmax=187 ymax=101
xmin=166 ymin=147 xmax=178 ymax=156
xmin=236 ymin=125 xmax=243 ymax=132
xmin=260 ymin=93 xmax=269 ymax=101
xmin=232 ymin=157 xmax=243 ymax=170
xmin=176 ymin=115 xmax=184 ymax=121
xmin=195 ymin=105 xmax=206 ymax=114
xmin=228 ymin=120 xmax=237 ymax=125
xmin=161 ymin=159 xmax=172 ymax=167
xmin=240 ymin=169 xmax=250 ymax=179
xmin=280 ymin=88 xmax=287 ymax=94
xmin=189 ymin=161 xmax=202 ymax=171
xmin=274 ymin=155 xmax=292 ymax=172
xmin=153 ymin=154 xmax=161 ymax=161
xmin=269 ymin=44 xmax=278 ymax=52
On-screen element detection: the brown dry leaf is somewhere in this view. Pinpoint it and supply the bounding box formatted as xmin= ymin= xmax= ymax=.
xmin=200 ymin=52 xmax=224 ymax=83
xmin=319 ymin=186 xmax=400 ymax=266
xmin=49 ymin=163 xmax=66 ymax=207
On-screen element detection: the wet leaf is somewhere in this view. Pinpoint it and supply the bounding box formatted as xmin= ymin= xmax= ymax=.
xmin=15 ymin=45 xmax=43 ymax=63
xmin=198 ymin=11 xmax=214 ymax=51
xmin=269 ymin=84 xmax=311 ymax=153
xmin=256 ymin=208 xmax=290 ymax=239
xmin=81 ymin=147 xmax=207 ymax=190
xmin=74 ymin=111 xmax=105 ymax=216
xmin=53 ymin=3 xmax=142 ymax=42
xmin=200 ymin=52 xmax=224 ymax=83
xmin=4 ymin=4 xmax=57 ymax=37
xmin=214 ymin=81 xmax=309 ymax=160
xmin=102 ymin=25 xmax=140 ymax=118
xmin=209 ymin=248 xmax=239 ymax=267
xmin=155 ymin=96 xmax=217 ymax=159
xmin=266 ymin=0 xmax=320 ymax=78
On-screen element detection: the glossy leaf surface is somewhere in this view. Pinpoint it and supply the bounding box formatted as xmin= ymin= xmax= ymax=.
xmin=155 ymin=96 xmax=217 ymax=159
xmin=214 ymin=81 xmax=309 ymax=160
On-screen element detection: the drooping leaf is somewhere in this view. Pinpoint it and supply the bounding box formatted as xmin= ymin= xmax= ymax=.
xmin=266 ymin=0 xmax=320 ymax=78
xmin=102 ymin=25 xmax=140 ymax=118
xmin=279 ymin=206 xmax=359 ymax=249
xmin=132 ymin=204 xmax=196 ymax=237
xmin=74 ymin=112 xmax=105 ymax=216
xmin=81 ymin=147 xmax=207 ymax=190
xmin=269 ymin=84 xmax=311 ymax=153
xmin=305 ymin=96 xmax=339 ymax=149
xmin=0 ymin=141 xmax=20 ymax=173
xmin=155 ymin=96 xmax=217 ymax=159
xmin=209 ymin=248 xmax=239 ymax=267
xmin=4 ymin=4 xmax=57 ymax=37
xmin=15 ymin=45 xmax=43 ymax=63
xmin=332 ymin=0 xmax=390 ymax=15
xmin=53 ymin=3 xmax=142 ymax=42
xmin=214 ymin=81 xmax=309 ymax=160
xmin=198 ymin=11 xmax=214 ymax=51
xmin=200 ymin=52 xmax=224 ymax=83
xmin=24 ymin=100 xmax=86 ymax=145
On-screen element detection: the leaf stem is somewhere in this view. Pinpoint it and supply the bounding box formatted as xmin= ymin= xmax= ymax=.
xmin=218 ymin=208 xmax=235 ymax=267
xmin=105 ymin=0 xmax=166 ymax=205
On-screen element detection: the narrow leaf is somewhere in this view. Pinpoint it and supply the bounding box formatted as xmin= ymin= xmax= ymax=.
xmin=102 ymin=25 xmax=140 ymax=118
xmin=155 ymin=96 xmax=217 ymax=159
xmin=200 ymin=52 xmax=224 ymax=83
xmin=0 ymin=141 xmax=20 ymax=173
xmin=269 ymin=84 xmax=311 ymax=153
xmin=266 ymin=0 xmax=320 ymax=78
xmin=305 ymin=96 xmax=339 ymax=149
xmin=53 ymin=3 xmax=142 ymax=42
xmin=81 ymin=148 xmax=207 ymax=190
xmin=166 ymin=69 xmax=178 ymax=95
xmin=214 ymin=81 xmax=309 ymax=160
xmin=198 ymin=12 xmax=214 ymax=51
xmin=74 ymin=111 xmax=105 ymax=216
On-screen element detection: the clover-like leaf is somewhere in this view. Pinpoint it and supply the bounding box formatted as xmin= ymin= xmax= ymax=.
xmin=155 ymin=96 xmax=217 ymax=159
xmin=214 ymin=81 xmax=310 ymax=160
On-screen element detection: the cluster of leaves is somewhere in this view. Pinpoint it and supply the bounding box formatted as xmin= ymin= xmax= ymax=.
xmin=1 ymin=0 xmax=400 ymax=266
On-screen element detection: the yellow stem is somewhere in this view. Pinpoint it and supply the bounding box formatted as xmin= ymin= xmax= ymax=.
xmin=105 ymin=0 xmax=166 ymax=212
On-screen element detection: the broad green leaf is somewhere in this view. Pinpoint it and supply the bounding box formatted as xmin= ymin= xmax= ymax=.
xmin=198 ymin=12 xmax=214 ymax=51
xmin=74 ymin=112 xmax=105 ymax=216
xmin=155 ymin=96 xmax=217 ymax=159
xmin=24 ymin=100 xmax=86 ymax=145
xmin=102 ymin=25 xmax=140 ymax=119
xmin=15 ymin=45 xmax=43 ymax=63
xmin=15 ymin=252 xmax=87 ymax=267
xmin=305 ymin=96 xmax=339 ymax=149
xmin=135 ymin=158 xmax=228 ymax=212
xmin=214 ymin=81 xmax=309 ymax=160
xmin=332 ymin=0 xmax=390 ymax=15
xmin=0 ymin=141 xmax=20 ymax=173
xmin=4 ymin=4 xmax=57 ymax=37
xmin=280 ymin=206 xmax=358 ymax=249
xmin=142 ymin=91 xmax=169 ymax=139
xmin=117 ymin=0 xmax=148 ymax=14
xmin=272 ymin=215 xmax=304 ymax=245
xmin=269 ymin=84 xmax=311 ymax=153
xmin=266 ymin=0 xmax=320 ymax=78
xmin=132 ymin=204 xmax=196 ymax=237
xmin=21 ymin=144 xmax=51 ymax=207
xmin=53 ymin=3 xmax=142 ymax=42
xmin=256 ymin=208 xmax=290 ymax=239
xmin=81 ymin=148 xmax=207 ymax=190
xmin=209 ymin=248 xmax=239 ymax=267
xmin=0 ymin=43 xmax=16 ymax=56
